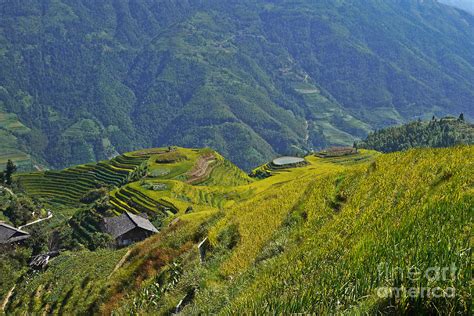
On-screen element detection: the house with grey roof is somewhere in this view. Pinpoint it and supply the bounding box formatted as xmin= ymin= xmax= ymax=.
xmin=103 ymin=212 xmax=158 ymax=247
xmin=0 ymin=222 xmax=30 ymax=245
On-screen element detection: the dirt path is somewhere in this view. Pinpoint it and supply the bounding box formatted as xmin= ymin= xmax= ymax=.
xmin=186 ymin=154 xmax=216 ymax=184
xmin=18 ymin=210 xmax=53 ymax=230
xmin=1 ymin=285 xmax=15 ymax=312
xmin=109 ymin=249 xmax=132 ymax=278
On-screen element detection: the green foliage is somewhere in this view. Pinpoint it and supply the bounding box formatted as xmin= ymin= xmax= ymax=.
xmin=3 ymin=159 xmax=17 ymax=185
xmin=25 ymin=225 xmax=50 ymax=256
xmin=3 ymin=196 xmax=35 ymax=226
xmin=0 ymin=246 xmax=31 ymax=300
xmin=68 ymin=209 xmax=113 ymax=251
xmin=1 ymin=145 xmax=473 ymax=315
xmin=4 ymin=249 xmax=127 ymax=315
xmin=80 ymin=187 xmax=108 ymax=204
xmin=359 ymin=117 xmax=474 ymax=152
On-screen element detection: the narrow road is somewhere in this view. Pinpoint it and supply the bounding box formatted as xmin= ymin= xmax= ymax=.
xmin=18 ymin=210 xmax=53 ymax=230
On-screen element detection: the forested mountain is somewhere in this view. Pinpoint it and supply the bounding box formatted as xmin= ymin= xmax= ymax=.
xmin=358 ymin=115 xmax=474 ymax=152
xmin=1 ymin=0 xmax=473 ymax=170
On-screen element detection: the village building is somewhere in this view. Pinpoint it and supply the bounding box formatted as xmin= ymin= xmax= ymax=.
xmin=0 ymin=222 xmax=30 ymax=245
xmin=103 ymin=212 xmax=158 ymax=247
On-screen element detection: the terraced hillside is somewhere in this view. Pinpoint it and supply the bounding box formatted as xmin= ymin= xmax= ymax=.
xmin=16 ymin=148 xmax=252 ymax=212
xmin=0 ymin=111 xmax=33 ymax=171
xmin=2 ymin=145 xmax=472 ymax=315
xmin=108 ymin=149 xmax=253 ymax=217
xmin=16 ymin=154 xmax=148 ymax=205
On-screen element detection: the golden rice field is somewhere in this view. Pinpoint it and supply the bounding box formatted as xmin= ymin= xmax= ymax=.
xmin=4 ymin=146 xmax=472 ymax=315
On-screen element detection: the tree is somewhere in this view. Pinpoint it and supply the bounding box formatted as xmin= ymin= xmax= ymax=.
xmin=458 ymin=113 xmax=464 ymax=121
xmin=26 ymin=225 xmax=49 ymax=256
xmin=4 ymin=197 xmax=35 ymax=226
xmin=4 ymin=160 xmax=17 ymax=185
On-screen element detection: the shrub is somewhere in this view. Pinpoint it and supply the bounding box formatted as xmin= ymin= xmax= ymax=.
xmin=80 ymin=187 xmax=108 ymax=204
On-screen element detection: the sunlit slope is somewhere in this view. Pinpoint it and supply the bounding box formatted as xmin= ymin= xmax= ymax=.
xmin=4 ymin=146 xmax=472 ymax=315
xmin=16 ymin=147 xmax=252 ymax=209
xmin=113 ymin=146 xmax=470 ymax=315
xmin=4 ymin=148 xmax=377 ymax=314
xmin=203 ymin=146 xmax=473 ymax=314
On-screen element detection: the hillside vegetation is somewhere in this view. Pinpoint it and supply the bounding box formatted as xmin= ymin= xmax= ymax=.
xmin=1 ymin=145 xmax=472 ymax=315
xmin=1 ymin=0 xmax=473 ymax=170
xmin=358 ymin=116 xmax=474 ymax=153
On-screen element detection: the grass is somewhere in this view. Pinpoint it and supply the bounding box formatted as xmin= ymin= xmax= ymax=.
xmin=4 ymin=146 xmax=472 ymax=315
xmin=108 ymin=146 xmax=471 ymax=315
xmin=205 ymin=146 xmax=473 ymax=314
xmin=4 ymin=249 xmax=127 ymax=315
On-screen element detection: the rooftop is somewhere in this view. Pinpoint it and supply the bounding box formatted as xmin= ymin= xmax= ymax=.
xmin=0 ymin=222 xmax=30 ymax=244
xmin=104 ymin=212 xmax=158 ymax=239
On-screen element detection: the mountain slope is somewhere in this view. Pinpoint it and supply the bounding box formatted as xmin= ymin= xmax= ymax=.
xmin=1 ymin=0 xmax=473 ymax=170
xmin=1 ymin=145 xmax=472 ymax=314
xmin=358 ymin=116 xmax=474 ymax=152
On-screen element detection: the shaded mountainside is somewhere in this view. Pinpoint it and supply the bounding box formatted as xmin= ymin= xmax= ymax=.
xmin=358 ymin=116 xmax=474 ymax=152
xmin=1 ymin=0 xmax=474 ymax=170
xmin=0 ymin=145 xmax=472 ymax=314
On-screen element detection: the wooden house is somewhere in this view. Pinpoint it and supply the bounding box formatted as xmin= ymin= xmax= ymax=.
xmin=103 ymin=212 xmax=158 ymax=247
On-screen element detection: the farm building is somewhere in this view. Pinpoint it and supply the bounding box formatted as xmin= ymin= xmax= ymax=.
xmin=103 ymin=212 xmax=158 ymax=247
xmin=0 ymin=222 xmax=30 ymax=245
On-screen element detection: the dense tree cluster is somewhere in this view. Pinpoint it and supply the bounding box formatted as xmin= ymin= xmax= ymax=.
xmin=358 ymin=116 xmax=473 ymax=153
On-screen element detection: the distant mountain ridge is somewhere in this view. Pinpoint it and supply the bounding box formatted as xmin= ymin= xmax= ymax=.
xmin=439 ymin=0 xmax=474 ymax=14
xmin=1 ymin=0 xmax=473 ymax=170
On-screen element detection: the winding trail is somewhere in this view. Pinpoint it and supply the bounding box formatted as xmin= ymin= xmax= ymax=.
xmin=18 ymin=210 xmax=53 ymax=230
xmin=1 ymin=285 xmax=15 ymax=312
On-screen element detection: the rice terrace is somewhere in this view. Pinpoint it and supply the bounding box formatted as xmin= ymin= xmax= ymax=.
xmin=1 ymin=141 xmax=472 ymax=314
xmin=1 ymin=0 xmax=474 ymax=315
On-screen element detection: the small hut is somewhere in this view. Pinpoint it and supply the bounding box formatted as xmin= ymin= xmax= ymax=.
xmin=103 ymin=212 xmax=158 ymax=247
